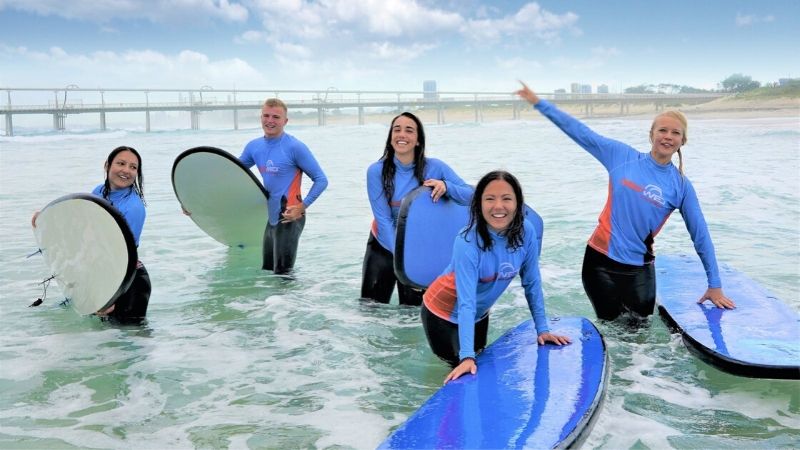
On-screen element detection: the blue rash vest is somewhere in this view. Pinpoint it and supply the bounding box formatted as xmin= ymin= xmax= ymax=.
xmin=535 ymin=100 xmax=721 ymax=288
xmin=92 ymin=185 xmax=145 ymax=247
xmin=424 ymin=220 xmax=550 ymax=360
xmin=239 ymin=132 xmax=328 ymax=226
xmin=366 ymin=157 xmax=473 ymax=254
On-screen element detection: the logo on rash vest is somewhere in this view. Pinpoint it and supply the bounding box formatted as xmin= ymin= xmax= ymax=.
xmin=497 ymin=262 xmax=518 ymax=280
xmin=622 ymin=179 xmax=665 ymax=207
xmin=265 ymin=160 xmax=279 ymax=173
xmin=642 ymin=184 xmax=665 ymax=206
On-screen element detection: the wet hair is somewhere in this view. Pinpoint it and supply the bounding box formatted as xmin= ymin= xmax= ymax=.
xmin=650 ymin=110 xmax=688 ymax=175
xmin=102 ymin=146 xmax=145 ymax=205
xmin=380 ymin=112 xmax=427 ymax=200
xmin=263 ymin=98 xmax=288 ymax=114
xmin=464 ymin=170 xmax=525 ymax=252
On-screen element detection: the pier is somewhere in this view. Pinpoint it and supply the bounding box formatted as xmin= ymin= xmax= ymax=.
xmin=1 ymin=87 xmax=725 ymax=136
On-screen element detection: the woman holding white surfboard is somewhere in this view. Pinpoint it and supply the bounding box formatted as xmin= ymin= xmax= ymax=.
xmin=515 ymin=81 xmax=734 ymax=324
xmin=32 ymin=146 xmax=151 ymax=322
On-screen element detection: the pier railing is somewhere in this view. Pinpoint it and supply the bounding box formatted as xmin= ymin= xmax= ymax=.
xmin=1 ymin=87 xmax=725 ymax=136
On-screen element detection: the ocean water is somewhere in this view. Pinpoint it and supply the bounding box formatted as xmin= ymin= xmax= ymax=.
xmin=0 ymin=113 xmax=798 ymax=449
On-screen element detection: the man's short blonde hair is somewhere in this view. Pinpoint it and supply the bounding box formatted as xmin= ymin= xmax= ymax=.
xmin=263 ymin=98 xmax=287 ymax=114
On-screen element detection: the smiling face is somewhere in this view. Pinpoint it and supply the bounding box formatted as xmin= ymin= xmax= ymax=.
xmin=481 ymin=179 xmax=518 ymax=233
xmin=390 ymin=115 xmax=419 ymax=163
xmin=106 ymin=150 xmax=139 ymax=190
xmin=261 ymin=104 xmax=288 ymax=138
xmin=649 ymin=114 xmax=687 ymax=164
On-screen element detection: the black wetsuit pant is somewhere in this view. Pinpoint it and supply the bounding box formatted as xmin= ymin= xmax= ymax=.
xmin=108 ymin=264 xmax=151 ymax=324
xmin=263 ymin=216 xmax=305 ymax=275
xmin=421 ymin=303 xmax=489 ymax=367
xmin=581 ymin=245 xmax=656 ymax=320
xmin=360 ymin=233 xmax=423 ymax=306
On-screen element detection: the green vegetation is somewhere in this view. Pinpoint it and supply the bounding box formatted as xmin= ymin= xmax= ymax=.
xmin=732 ymin=83 xmax=800 ymax=99
xmin=720 ymin=73 xmax=761 ymax=92
xmin=623 ymin=75 xmax=799 ymax=99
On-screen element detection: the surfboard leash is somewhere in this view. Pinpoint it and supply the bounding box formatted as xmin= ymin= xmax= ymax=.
xmin=29 ymin=274 xmax=55 ymax=307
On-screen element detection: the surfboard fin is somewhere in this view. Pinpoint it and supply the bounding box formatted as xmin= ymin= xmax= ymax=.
xmin=26 ymin=248 xmax=43 ymax=258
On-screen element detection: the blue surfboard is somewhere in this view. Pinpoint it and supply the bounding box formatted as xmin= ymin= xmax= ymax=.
xmin=656 ymin=254 xmax=799 ymax=379
xmin=379 ymin=316 xmax=608 ymax=449
xmin=395 ymin=186 xmax=543 ymax=290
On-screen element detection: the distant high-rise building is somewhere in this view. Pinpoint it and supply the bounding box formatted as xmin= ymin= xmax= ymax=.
xmin=423 ymin=80 xmax=438 ymax=100
xmin=580 ymin=84 xmax=592 ymax=94
xmin=597 ymin=84 xmax=609 ymax=94
xmin=570 ymin=83 xmax=580 ymax=93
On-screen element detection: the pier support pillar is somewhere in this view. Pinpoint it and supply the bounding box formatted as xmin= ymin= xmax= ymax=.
xmin=100 ymin=112 xmax=107 ymax=131
xmin=358 ymin=106 xmax=364 ymax=125
xmin=4 ymin=114 xmax=12 ymax=136
xmin=191 ymin=111 xmax=199 ymax=130
xmin=53 ymin=113 xmax=65 ymax=131
xmin=317 ymin=108 xmax=325 ymax=126
xmin=233 ymin=109 xmax=239 ymax=130
xmin=437 ymin=107 xmax=444 ymax=125
xmin=146 ymin=110 xmax=151 ymax=132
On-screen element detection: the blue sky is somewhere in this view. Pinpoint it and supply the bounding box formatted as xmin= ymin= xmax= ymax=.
xmin=1 ymin=0 xmax=798 ymax=93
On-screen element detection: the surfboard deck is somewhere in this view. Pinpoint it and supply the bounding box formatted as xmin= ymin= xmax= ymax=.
xmin=172 ymin=146 xmax=269 ymax=249
xmin=395 ymin=186 xmax=543 ymax=290
xmin=33 ymin=194 xmax=137 ymax=315
xmin=656 ymin=254 xmax=800 ymax=379
xmin=379 ymin=316 xmax=608 ymax=449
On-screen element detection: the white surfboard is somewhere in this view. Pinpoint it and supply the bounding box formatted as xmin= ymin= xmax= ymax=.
xmin=172 ymin=147 xmax=269 ymax=249
xmin=33 ymin=194 xmax=137 ymax=315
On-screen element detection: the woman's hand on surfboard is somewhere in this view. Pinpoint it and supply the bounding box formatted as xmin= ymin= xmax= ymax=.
xmin=698 ymin=287 xmax=736 ymax=309
xmin=31 ymin=211 xmax=40 ymax=228
xmin=281 ymin=203 xmax=306 ymax=223
xmin=537 ymin=332 xmax=572 ymax=346
xmin=423 ymin=179 xmax=447 ymax=202
xmin=181 ymin=206 xmax=192 ymax=216
xmin=96 ymin=303 xmax=115 ymax=316
xmin=444 ymin=358 xmax=476 ymax=384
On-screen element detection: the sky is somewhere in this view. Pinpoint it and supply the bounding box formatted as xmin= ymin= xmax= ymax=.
xmin=0 ymin=0 xmax=798 ymax=94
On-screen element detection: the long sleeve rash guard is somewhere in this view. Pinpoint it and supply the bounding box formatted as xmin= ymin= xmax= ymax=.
xmin=240 ymin=133 xmax=328 ymax=226
xmin=535 ymin=100 xmax=721 ymax=288
xmin=366 ymin=157 xmax=473 ymax=254
xmin=424 ymin=220 xmax=550 ymax=361
xmin=92 ymin=185 xmax=146 ymax=247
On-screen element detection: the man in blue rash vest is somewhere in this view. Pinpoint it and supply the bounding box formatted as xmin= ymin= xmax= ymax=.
xmin=32 ymin=145 xmax=151 ymax=323
xmin=240 ymin=98 xmax=328 ymax=275
xmin=362 ymin=112 xmax=473 ymax=306
xmin=516 ymin=81 xmax=734 ymax=323
xmin=422 ymin=170 xmax=571 ymax=383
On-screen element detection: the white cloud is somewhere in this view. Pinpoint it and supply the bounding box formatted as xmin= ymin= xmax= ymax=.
xmin=461 ymin=2 xmax=579 ymax=44
xmin=235 ymin=30 xmax=265 ymax=44
xmin=368 ymin=41 xmax=436 ymax=61
xmin=735 ymin=13 xmax=775 ymax=27
xmin=0 ymin=45 xmax=265 ymax=88
xmin=0 ymin=0 xmax=248 ymax=23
